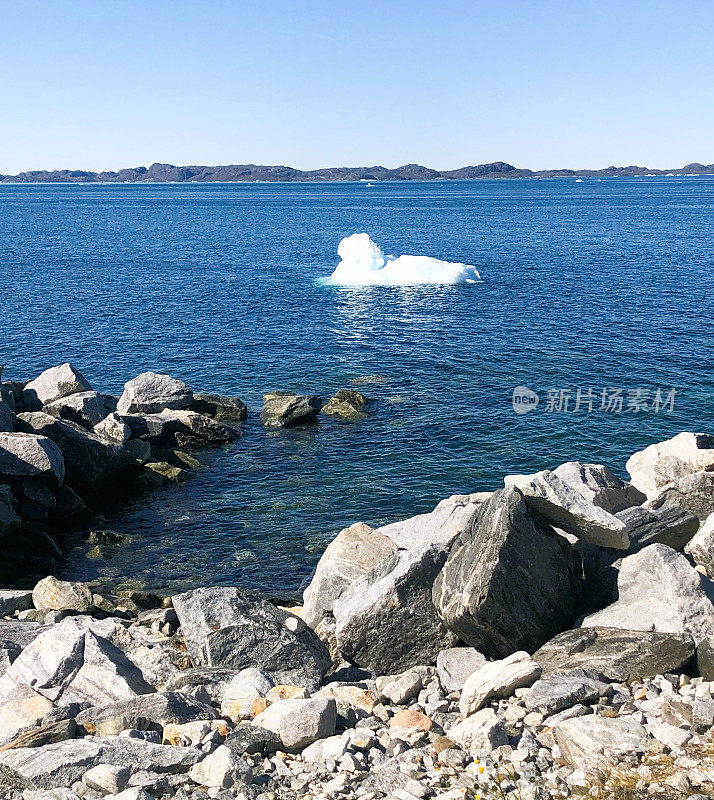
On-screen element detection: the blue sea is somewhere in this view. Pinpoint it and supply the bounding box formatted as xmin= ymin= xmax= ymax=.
xmin=1 ymin=178 xmax=713 ymax=597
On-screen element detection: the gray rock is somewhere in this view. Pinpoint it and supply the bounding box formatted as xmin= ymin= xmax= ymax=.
xmin=333 ymin=541 xmax=458 ymax=675
xmin=224 ymin=724 xmax=282 ymax=755
xmin=582 ymin=544 xmax=714 ymax=645
xmin=533 ymin=626 xmax=696 ymax=681
xmin=0 ymin=619 xmax=50 ymax=649
xmin=32 ymin=576 xmax=93 ymax=612
xmin=0 ymin=401 xmax=14 ymax=432
xmin=93 ymin=412 xmax=131 ymax=443
xmin=117 ymin=372 xmax=194 ymax=415
xmin=163 ymin=667 xmax=244 ymax=704
xmin=44 ymin=391 xmax=110 ymax=430
xmin=189 ymin=393 xmax=247 ymax=422
xmin=554 ymin=715 xmax=649 ymax=773
xmin=0 ymin=738 xmax=103 ymax=789
xmin=16 ymin=413 xmax=130 ymax=492
xmin=0 ymin=432 xmax=65 ymax=485
xmin=321 ymin=390 xmax=368 ymax=420
xmin=553 ymin=461 xmax=646 ymax=513
xmin=626 ymin=432 xmax=714 ymax=500
xmin=172 ymin=587 xmax=330 ymax=689
xmin=436 ymin=647 xmax=488 ymax=693
xmin=447 ymin=708 xmax=508 ymax=756
xmin=686 ymin=512 xmax=714 ymax=575
xmin=302 ymin=522 xmax=397 ymax=629
xmin=22 ymin=364 xmax=92 ymax=412
xmin=0 ymin=589 xmax=33 ymax=616
xmin=504 ymin=469 xmax=629 ymax=549
xmin=433 ymin=487 xmax=583 ymax=658
xmin=647 ymin=472 xmax=714 ymax=522
xmin=0 ymin=617 xmax=154 ymax=706
xmin=120 ymin=409 xmax=232 ymax=447
xmin=220 ymin=668 xmax=274 ymax=721
xmin=0 ymin=500 xmax=22 ymax=540
xmin=0 ymin=717 xmax=77 ymax=752
xmin=260 ymin=392 xmax=323 ymax=428
xmin=618 ymin=504 xmax=700 ymax=553
xmin=697 ymin=637 xmax=714 ymax=680
xmin=525 ymin=672 xmax=611 ymax=715
xmin=83 ymin=763 xmax=131 ymax=794
xmin=188 ymin=744 xmax=252 ymax=789
xmin=459 ymin=651 xmax=541 ymax=716
xmin=252 ymin=697 xmax=337 ymax=751
xmin=75 ymin=691 xmax=216 ymax=736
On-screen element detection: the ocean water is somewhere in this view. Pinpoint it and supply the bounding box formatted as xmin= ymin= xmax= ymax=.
xmin=1 ymin=178 xmax=713 ymax=597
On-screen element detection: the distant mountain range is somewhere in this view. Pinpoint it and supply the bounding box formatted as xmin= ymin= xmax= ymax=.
xmin=2 ymin=160 xmax=714 ymax=183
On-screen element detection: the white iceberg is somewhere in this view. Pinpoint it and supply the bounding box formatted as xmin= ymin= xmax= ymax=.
xmin=324 ymin=233 xmax=481 ymax=286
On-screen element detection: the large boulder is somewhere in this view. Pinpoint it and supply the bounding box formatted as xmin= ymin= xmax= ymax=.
xmin=436 ymin=647 xmax=488 ymax=693
xmin=0 ymin=617 xmax=155 ymax=706
xmin=120 ymin=409 xmax=233 ymax=448
xmin=553 ymin=461 xmax=646 ymax=513
xmin=533 ymin=626 xmax=696 ymax=681
xmin=459 ymin=651 xmax=541 ymax=716
xmin=554 ymin=715 xmax=649 ymax=773
xmin=332 ymin=542 xmax=459 ymax=675
xmin=302 ymin=522 xmax=397 ymax=629
xmin=582 ymin=544 xmax=714 ymax=645
xmin=22 ymin=363 xmax=92 ymax=411
xmin=0 ymin=737 xmax=201 ymax=790
xmin=252 ymin=697 xmax=337 ymax=751
xmin=16 ymin=412 xmax=131 ymax=492
xmin=686 ymin=512 xmax=714 ymax=575
xmin=0 ymin=401 xmax=13 ymax=432
xmin=75 ymin=691 xmax=215 ymax=736
xmin=0 ymin=432 xmax=65 ymax=485
xmin=44 ymin=391 xmax=109 ymax=429
xmin=618 ymin=505 xmax=699 ymax=553
xmin=172 ymin=587 xmax=330 ymax=690
xmin=117 ymin=371 xmax=193 ymax=415
xmin=433 ymin=487 xmax=583 ymax=658
xmin=32 ymin=576 xmax=93 ymax=612
xmin=626 ymin=432 xmax=714 ymax=500
xmin=504 ymin=469 xmax=629 ymax=549
xmin=646 ymin=472 xmax=714 ymax=521
xmin=525 ymin=672 xmax=611 ymax=716
xmin=260 ymin=392 xmax=322 ymax=428
xmin=190 ymin=393 xmax=248 ymax=422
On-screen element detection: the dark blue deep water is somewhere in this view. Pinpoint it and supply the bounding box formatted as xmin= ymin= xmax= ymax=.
xmin=1 ymin=179 xmax=713 ymax=596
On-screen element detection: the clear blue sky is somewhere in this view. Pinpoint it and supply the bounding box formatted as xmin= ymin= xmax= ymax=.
xmin=2 ymin=0 xmax=713 ymax=173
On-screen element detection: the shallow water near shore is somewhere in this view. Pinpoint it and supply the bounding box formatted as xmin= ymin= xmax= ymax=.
xmin=2 ymin=178 xmax=713 ymax=596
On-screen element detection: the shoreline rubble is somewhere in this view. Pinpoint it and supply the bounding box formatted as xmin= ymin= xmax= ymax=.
xmin=2 ymin=364 xmax=714 ymax=798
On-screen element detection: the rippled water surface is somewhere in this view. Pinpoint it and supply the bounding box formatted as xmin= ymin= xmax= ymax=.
xmin=1 ymin=179 xmax=713 ymax=595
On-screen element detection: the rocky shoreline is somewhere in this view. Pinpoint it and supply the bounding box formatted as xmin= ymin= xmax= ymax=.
xmin=0 ymin=363 xmax=364 ymax=582
xmin=2 ymin=364 xmax=714 ymax=798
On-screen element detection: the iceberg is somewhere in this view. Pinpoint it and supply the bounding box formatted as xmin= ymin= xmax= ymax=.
xmin=324 ymin=233 xmax=481 ymax=286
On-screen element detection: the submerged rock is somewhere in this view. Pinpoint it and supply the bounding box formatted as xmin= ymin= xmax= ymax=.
xmin=22 ymin=363 xmax=92 ymax=412
xmin=260 ymin=392 xmax=323 ymax=428
xmin=321 ymin=389 xmax=368 ymax=420
xmin=433 ymin=487 xmax=583 ymax=658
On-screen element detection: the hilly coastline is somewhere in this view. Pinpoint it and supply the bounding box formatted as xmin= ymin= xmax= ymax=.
xmin=2 ymin=160 xmax=714 ymax=183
